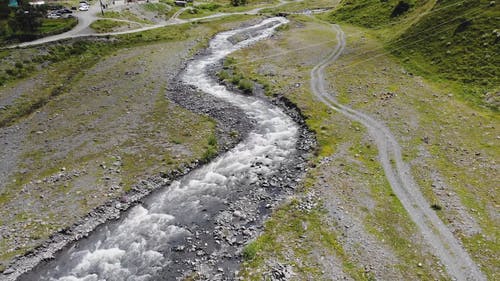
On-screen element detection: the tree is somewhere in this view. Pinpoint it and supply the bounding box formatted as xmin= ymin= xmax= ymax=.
xmin=230 ymin=0 xmax=247 ymax=7
xmin=0 ymin=0 xmax=11 ymax=18
xmin=1 ymin=0 xmax=12 ymax=38
xmin=8 ymin=3 xmax=43 ymax=33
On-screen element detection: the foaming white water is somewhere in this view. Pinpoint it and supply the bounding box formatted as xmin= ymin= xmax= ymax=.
xmin=38 ymin=17 xmax=295 ymax=281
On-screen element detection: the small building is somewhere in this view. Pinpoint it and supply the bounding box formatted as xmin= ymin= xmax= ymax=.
xmin=8 ymin=0 xmax=19 ymax=7
xmin=28 ymin=0 xmax=46 ymax=5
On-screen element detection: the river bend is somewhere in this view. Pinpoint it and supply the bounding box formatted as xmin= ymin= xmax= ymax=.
xmin=20 ymin=17 xmax=297 ymax=281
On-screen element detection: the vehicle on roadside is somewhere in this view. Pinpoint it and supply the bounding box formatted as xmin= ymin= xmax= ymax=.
xmin=78 ymin=4 xmax=89 ymax=11
xmin=47 ymin=12 xmax=61 ymax=19
xmin=174 ymin=0 xmax=187 ymax=7
xmin=58 ymin=8 xmax=73 ymax=14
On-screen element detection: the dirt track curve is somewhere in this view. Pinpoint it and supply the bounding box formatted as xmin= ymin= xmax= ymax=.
xmin=311 ymin=24 xmax=486 ymax=281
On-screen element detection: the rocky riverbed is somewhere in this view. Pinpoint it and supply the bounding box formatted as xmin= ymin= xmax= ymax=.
xmin=8 ymin=17 xmax=316 ymax=281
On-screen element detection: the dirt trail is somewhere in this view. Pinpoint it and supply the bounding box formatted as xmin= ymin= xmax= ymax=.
xmin=311 ymin=24 xmax=486 ymax=281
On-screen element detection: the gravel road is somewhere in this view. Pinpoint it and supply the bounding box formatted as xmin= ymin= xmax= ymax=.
xmin=311 ymin=24 xmax=486 ymax=281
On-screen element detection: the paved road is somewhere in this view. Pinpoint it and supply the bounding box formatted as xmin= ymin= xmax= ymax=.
xmin=14 ymin=3 xmax=103 ymax=47
xmin=310 ymin=24 xmax=486 ymax=281
xmin=10 ymin=0 xmax=298 ymax=48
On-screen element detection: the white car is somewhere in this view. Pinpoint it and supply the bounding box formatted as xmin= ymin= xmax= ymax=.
xmin=78 ymin=4 xmax=89 ymax=11
xmin=47 ymin=12 xmax=61 ymax=19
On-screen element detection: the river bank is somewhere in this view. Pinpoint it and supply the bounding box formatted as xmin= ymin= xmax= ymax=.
xmin=5 ymin=17 xmax=317 ymax=281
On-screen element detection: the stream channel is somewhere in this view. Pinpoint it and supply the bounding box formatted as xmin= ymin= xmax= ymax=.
xmin=19 ymin=17 xmax=310 ymax=281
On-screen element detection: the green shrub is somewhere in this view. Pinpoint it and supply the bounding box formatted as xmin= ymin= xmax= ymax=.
xmin=218 ymin=70 xmax=231 ymax=80
xmin=202 ymin=146 xmax=217 ymax=162
xmin=188 ymin=8 xmax=199 ymax=14
xmin=90 ymin=19 xmax=128 ymax=33
xmin=391 ymin=1 xmax=411 ymax=17
xmin=208 ymin=135 xmax=217 ymax=146
xmin=197 ymin=3 xmax=221 ymax=11
xmin=231 ymin=0 xmax=247 ymax=6
xmin=230 ymin=74 xmax=241 ymax=84
xmin=242 ymin=242 xmax=258 ymax=260
xmin=431 ymin=204 xmax=442 ymax=211
xmin=224 ymin=57 xmax=236 ymax=67
xmin=238 ymin=78 xmax=253 ymax=94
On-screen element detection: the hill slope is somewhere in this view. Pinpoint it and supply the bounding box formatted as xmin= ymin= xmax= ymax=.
xmin=329 ymin=0 xmax=433 ymax=28
xmin=329 ymin=0 xmax=499 ymax=110
xmin=391 ymin=0 xmax=499 ymax=109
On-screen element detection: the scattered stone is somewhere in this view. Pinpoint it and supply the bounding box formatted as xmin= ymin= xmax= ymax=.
xmin=3 ymin=267 xmax=15 ymax=274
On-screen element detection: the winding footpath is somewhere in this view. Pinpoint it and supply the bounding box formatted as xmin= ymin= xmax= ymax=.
xmin=311 ymin=24 xmax=486 ymax=281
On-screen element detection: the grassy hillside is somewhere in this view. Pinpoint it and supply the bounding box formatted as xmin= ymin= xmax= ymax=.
xmin=391 ymin=0 xmax=499 ymax=110
xmin=329 ymin=0 xmax=432 ymax=28
xmin=328 ymin=0 xmax=499 ymax=110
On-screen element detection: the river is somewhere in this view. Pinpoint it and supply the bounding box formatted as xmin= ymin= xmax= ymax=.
xmin=19 ymin=17 xmax=299 ymax=281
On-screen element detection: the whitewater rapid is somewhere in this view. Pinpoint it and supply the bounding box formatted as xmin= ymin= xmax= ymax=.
xmin=25 ymin=17 xmax=296 ymax=281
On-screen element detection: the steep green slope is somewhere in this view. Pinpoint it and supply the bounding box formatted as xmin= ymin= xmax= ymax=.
xmin=329 ymin=0 xmax=432 ymax=28
xmin=328 ymin=0 xmax=499 ymax=110
xmin=391 ymin=0 xmax=499 ymax=110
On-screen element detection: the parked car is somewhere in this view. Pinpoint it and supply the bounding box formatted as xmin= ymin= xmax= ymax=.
xmin=58 ymin=8 xmax=73 ymax=14
xmin=174 ymin=0 xmax=187 ymax=7
xmin=47 ymin=12 xmax=61 ymax=19
xmin=78 ymin=4 xmax=89 ymax=11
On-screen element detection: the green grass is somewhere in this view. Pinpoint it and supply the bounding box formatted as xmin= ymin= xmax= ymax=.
xmin=320 ymin=4 xmax=499 ymax=275
xmin=260 ymin=0 xmax=335 ymax=14
xmin=102 ymin=10 xmax=152 ymax=24
xmin=326 ymin=0 xmax=499 ymax=110
xmin=39 ymin=18 xmax=78 ymax=34
xmin=0 ymin=17 xmax=78 ymax=46
xmin=217 ymin=64 xmax=255 ymax=94
xmin=202 ymin=134 xmax=218 ymax=162
xmin=141 ymin=2 xmax=171 ymax=13
xmin=90 ymin=19 xmax=131 ymax=33
xmin=328 ymin=0 xmax=432 ymax=28
xmin=1 ymin=15 xmax=255 ymax=126
xmin=178 ymin=0 xmax=278 ymax=19
xmin=0 ymin=41 xmax=109 ymax=127
xmin=389 ymin=0 xmax=499 ymax=110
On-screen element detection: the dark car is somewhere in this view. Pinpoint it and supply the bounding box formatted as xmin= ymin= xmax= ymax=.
xmin=58 ymin=8 xmax=73 ymax=14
